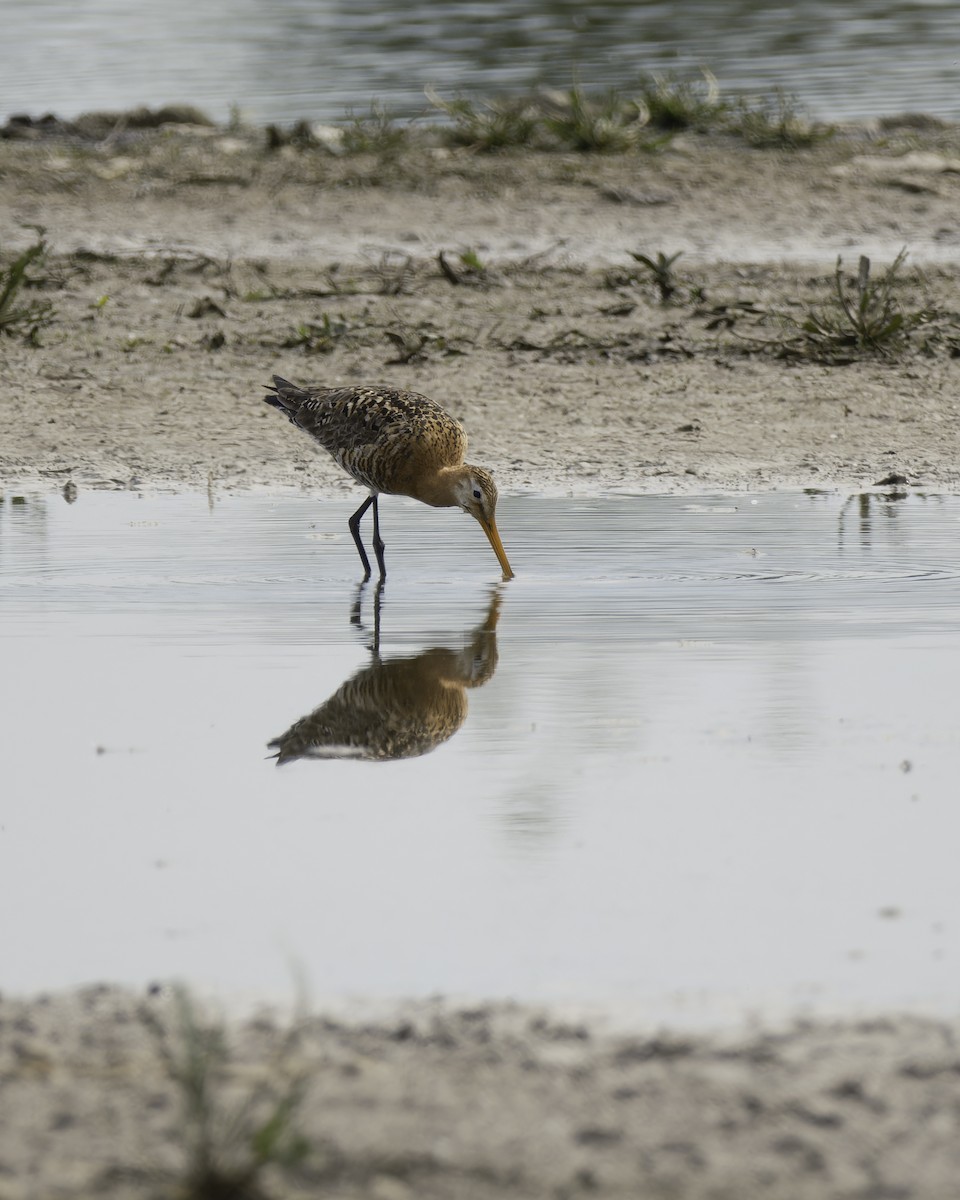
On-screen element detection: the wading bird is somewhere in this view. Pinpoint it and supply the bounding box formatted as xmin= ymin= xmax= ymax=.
xmin=264 ymin=376 xmax=513 ymax=579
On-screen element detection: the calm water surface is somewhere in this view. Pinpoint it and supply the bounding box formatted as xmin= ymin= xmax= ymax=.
xmin=2 ymin=489 xmax=960 ymax=1026
xmin=2 ymin=1 xmax=958 ymax=125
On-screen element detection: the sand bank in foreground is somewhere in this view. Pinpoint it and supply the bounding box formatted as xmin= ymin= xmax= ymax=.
xmin=4 ymin=985 xmax=960 ymax=1199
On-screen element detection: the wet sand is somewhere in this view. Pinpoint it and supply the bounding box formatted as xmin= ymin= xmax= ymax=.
xmin=3 ymin=117 xmax=960 ymax=1197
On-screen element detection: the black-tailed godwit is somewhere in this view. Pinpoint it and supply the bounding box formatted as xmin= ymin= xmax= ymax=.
xmin=264 ymin=376 xmax=513 ymax=579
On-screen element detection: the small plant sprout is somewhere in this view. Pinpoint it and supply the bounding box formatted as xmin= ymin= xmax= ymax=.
xmin=459 ymin=249 xmax=485 ymax=272
xmin=340 ymin=102 xmax=409 ymax=156
xmin=542 ymin=84 xmax=655 ymax=152
xmin=730 ymin=89 xmax=832 ymax=149
xmin=426 ymin=87 xmax=539 ymax=151
xmin=139 ymin=985 xmax=311 ymax=1200
xmin=639 ymin=69 xmax=725 ymax=132
xmin=437 ymin=247 xmax=495 ymax=286
xmin=629 ymin=250 xmax=685 ymax=304
xmin=0 ymin=227 xmax=56 ymax=342
xmin=281 ymin=313 xmax=350 ymax=354
xmin=759 ymin=250 xmax=936 ymax=361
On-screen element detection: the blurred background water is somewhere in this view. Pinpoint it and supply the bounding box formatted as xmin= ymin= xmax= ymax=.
xmin=1 ymin=0 xmax=958 ymax=127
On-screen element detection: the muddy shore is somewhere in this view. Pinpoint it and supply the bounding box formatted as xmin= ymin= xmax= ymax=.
xmin=2 ymin=118 xmax=960 ymax=500
xmin=3 ymin=117 xmax=960 ymax=1197
xmin=4 ymin=985 xmax=960 ymax=1200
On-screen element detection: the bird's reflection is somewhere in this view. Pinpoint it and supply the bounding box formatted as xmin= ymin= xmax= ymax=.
xmin=268 ymin=585 xmax=501 ymax=763
xmin=838 ymin=488 xmax=919 ymax=551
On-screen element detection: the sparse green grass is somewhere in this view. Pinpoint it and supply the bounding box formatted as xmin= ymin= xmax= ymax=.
xmin=140 ymin=986 xmax=311 ymax=1200
xmin=765 ymin=250 xmax=937 ymax=360
xmin=384 ymin=322 xmax=470 ymax=363
xmin=415 ymin=79 xmax=720 ymax=152
xmin=639 ymin=69 xmax=725 ymax=132
xmin=281 ymin=313 xmax=350 ymax=354
xmin=420 ymin=76 xmax=830 ymax=153
xmin=340 ymin=103 xmax=409 ymax=156
xmin=0 ymin=227 xmax=57 ymax=342
xmin=426 ymin=87 xmax=539 ymax=151
xmin=541 ymin=85 xmax=662 ymax=153
xmin=728 ymin=89 xmax=832 ymax=149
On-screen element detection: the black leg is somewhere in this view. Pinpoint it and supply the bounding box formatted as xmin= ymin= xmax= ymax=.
xmin=371 ymin=495 xmax=387 ymax=578
xmin=348 ymin=495 xmax=375 ymax=579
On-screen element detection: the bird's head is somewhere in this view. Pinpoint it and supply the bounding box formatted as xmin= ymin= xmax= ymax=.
xmin=455 ymin=466 xmax=514 ymax=580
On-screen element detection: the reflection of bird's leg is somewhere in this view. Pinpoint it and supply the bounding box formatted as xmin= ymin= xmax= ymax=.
xmin=348 ymin=495 xmax=375 ymax=580
xmin=350 ymin=580 xmax=365 ymax=630
xmin=371 ymin=495 xmax=387 ymax=578
xmin=371 ymin=577 xmax=384 ymax=654
xmin=349 ymin=577 xmax=385 ymax=655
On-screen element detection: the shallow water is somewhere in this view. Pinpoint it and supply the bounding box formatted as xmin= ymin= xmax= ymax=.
xmin=2 ymin=0 xmax=959 ymax=125
xmin=3 ymin=488 xmax=960 ymax=1025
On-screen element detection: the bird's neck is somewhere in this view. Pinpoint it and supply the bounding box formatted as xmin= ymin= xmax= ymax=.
xmin=413 ymin=465 xmax=467 ymax=509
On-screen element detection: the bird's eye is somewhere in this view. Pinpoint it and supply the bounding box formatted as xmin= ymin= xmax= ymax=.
xmin=472 ymin=489 xmax=482 ymax=500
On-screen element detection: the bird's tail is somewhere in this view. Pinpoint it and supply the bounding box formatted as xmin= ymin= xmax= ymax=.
xmin=263 ymin=375 xmax=308 ymax=418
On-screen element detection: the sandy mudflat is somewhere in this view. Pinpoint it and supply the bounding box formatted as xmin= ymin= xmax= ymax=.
xmin=3 ymin=117 xmax=960 ymax=1197
xmin=4 ymin=986 xmax=960 ymax=1200
xmin=2 ymin=118 xmax=960 ymax=499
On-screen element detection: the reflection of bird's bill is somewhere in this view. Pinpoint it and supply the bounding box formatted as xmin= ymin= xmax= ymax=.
xmin=480 ymin=516 xmax=514 ymax=580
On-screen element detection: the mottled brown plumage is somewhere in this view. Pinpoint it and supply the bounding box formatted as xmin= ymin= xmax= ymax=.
xmin=263 ymin=376 xmax=513 ymax=578
xmin=268 ymin=591 xmax=501 ymax=763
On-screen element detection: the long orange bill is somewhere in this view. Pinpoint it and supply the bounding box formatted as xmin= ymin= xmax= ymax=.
xmin=480 ymin=516 xmax=514 ymax=580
